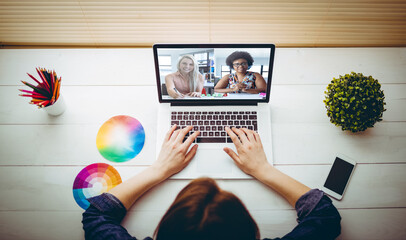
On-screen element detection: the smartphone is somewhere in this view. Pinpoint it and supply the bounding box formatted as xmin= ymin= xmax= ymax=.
xmin=322 ymin=154 xmax=357 ymax=200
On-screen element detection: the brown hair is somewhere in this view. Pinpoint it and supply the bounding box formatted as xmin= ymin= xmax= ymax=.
xmin=154 ymin=177 xmax=259 ymax=240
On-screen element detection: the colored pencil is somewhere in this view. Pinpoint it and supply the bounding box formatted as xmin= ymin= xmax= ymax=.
xmin=20 ymin=94 xmax=48 ymax=99
xmin=19 ymin=68 xmax=62 ymax=108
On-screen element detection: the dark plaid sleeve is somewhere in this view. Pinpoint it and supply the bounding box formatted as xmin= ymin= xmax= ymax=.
xmin=82 ymin=193 xmax=139 ymax=240
xmin=264 ymin=189 xmax=341 ymax=240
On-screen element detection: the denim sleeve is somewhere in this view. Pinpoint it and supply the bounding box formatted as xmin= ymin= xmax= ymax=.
xmin=276 ymin=189 xmax=342 ymax=240
xmin=82 ymin=193 xmax=139 ymax=240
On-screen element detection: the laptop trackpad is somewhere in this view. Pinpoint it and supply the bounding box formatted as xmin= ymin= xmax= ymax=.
xmin=196 ymin=149 xmax=233 ymax=173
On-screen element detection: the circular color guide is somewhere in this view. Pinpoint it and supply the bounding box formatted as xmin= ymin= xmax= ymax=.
xmin=73 ymin=163 xmax=122 ymax=210
xmin=96 ymin=115 xmax=145 ymax=162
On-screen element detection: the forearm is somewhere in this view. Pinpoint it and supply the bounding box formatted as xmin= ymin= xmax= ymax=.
xmin=242 ymin=88 xmax=266 ymax=94
xmin=255 ymin=165 xmax=311 ymax=207
xmin=168 ymin=89 xmax=179 ymax=98
xmin=109 ymin=125 xmax=199 ymax=210
xmin=214 ymin=87 xmax=235 ymax=93
xmin=108 ymin=166 xmax=167 ymax=210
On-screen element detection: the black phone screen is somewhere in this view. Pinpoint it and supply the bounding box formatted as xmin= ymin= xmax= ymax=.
xmin=324 ymin=157 xmax=354 ymax=195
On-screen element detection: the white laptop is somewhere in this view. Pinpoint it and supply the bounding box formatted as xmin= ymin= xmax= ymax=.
xmin=153 ymin=44 xmax=275 ymax=179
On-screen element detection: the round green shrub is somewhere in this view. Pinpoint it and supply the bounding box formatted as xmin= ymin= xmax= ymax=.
xmin=324 ymin=72 xmax=386 ymax=132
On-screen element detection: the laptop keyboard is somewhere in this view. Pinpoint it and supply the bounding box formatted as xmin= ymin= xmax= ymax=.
xmin=170 ymin=111 xmax=258 ymax=143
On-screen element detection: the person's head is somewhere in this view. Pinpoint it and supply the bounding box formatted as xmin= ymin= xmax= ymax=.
xmin=154 ymin=177 xmax=259 ymax=240
xmin=177 ymin=55 xmax=199 ymax=91
xmin=226 ymin=51 xmax=254 ymax=74
xmin=177 ymin=55 xmax=197 ymax=74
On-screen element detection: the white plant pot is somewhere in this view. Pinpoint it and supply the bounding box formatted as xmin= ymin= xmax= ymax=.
xmin=43 ymin=95 xmax=66 ymax=116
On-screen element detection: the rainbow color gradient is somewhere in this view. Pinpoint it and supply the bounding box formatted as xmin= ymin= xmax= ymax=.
xmin=96 ymin=115 xmax=145 ymax=162
xmin=72 ymin=163 xmax=122 ymax=210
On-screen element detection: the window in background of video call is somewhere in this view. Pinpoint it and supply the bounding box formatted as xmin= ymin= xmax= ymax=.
xmin=157 ymin=47 xmax=272 ymax=100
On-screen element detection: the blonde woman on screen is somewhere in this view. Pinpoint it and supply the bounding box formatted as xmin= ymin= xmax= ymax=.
xmin=165 ymin=55 xmax=205 ymax=98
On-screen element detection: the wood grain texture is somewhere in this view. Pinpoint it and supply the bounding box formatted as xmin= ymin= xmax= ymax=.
xmin=1 ymin=48 xmax=405 ymax=85
xmin=0 ymin=84 xmax=404 ymax=125
xmin=0 ymin=121 xmax=404 ymax=166
xmin=0 ymin=48 xmax=405 ymax=239
xmin=1 ymin=165 xmax=405 ymax=212
xmin=0 ymin=0 xmax=405 ymax=47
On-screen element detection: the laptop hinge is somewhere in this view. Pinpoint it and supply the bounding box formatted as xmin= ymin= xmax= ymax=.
xmin=170 ymin=102 xmax=258 ymax=106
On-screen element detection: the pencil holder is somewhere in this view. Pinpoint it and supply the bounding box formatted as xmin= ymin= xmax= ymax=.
xmin=43 ymin=95 xmax=66 ymax=116
xmin=19 ymin=67 xmax=64 ymax=116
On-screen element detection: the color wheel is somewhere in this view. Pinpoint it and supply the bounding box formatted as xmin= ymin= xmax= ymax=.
xmin=73 ymin=163 xmax=122 ymax=210
xmin=96 ymin=115 xmax=145 ymax=162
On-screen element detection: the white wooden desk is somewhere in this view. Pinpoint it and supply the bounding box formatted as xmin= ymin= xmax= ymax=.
xmin=0 ymin=48 xmax=405 ymax=240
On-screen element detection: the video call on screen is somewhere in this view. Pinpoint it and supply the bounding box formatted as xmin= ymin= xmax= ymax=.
xmin=324 ymin=157 xmax=354 ymax=195
xmin=157 ymin=47 xmax=272 ymax=100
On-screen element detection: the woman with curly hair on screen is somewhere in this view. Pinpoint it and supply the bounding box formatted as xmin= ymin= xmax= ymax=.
xmin=215 ymin=51 xmax=267 ymax=94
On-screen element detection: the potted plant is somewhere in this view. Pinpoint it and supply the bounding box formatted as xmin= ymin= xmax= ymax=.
xmin=324 ymin=72 xmax=386 ymax=132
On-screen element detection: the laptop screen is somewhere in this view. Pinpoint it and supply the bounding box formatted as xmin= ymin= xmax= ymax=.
xmin=153 ymin=44 xmax=275 ymax=104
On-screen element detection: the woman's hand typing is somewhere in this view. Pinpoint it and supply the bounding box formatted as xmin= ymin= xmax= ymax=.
xmin=153 ymin=125 xmax=200 ymax=179
xmin=224 ymin=127 xmax=271 ymax=178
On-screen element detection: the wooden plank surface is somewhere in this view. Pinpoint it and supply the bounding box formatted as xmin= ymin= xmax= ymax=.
xmin=0 ymin=48 xmax=405 ymax=86
xmin=0 ymin=49 xmax=156 ymax=86
xmin=1 ymin=165 xmax=405 ymax=212
xmin=0 ymin=84 xmax=404 ymax=166
xmin=0 ymin=84 xmax=404 ymax=125
xmin=0 ymin=48 xmax=405 ymax=240
xmin=1 ymin=121 xmax=405 ymax=166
